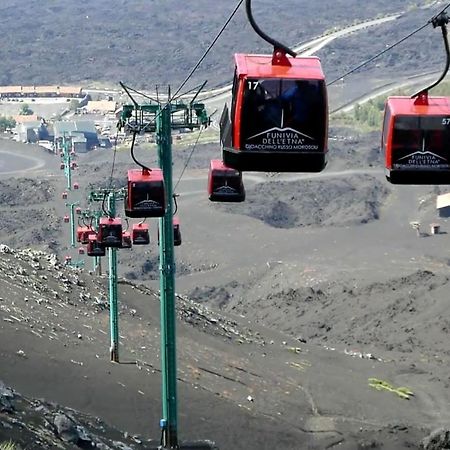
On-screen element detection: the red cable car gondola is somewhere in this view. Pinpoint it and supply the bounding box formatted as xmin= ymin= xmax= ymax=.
xmin=173 ymin=216 xmax=182 ymax=247
xmin=98 ymin=217 xmax=123 ymax=248
xmin=157 ymin=217 xmax=182 ymax=246
xmin=63 ymin=215 xmax=70 ymax=223
xmin=383 ymin=13 xmax=450 ymax=185
xmin=125 ymin=169 xmax=166 ymax=218
xmin=132 ymin=223 xmax=150 ymax=245
xmin=62 ymin=192 xmax=68 ymax=199
xmin=87 ymin=235 xmax=106 ymax=257
xmin=76 ymin=226 xmax=87 ymax=242
xmin=64 ymin=255 xmax=72 ymax=264
xmin=83 ymin=231 xmax=96 ymax=245
xmin=78 ymin=247 xmax=85 ymax=255
xmin=77 ymin=226 xmax=94 ymax=245
xmin=220 ymin=0 xmax=328 ymax=173
xmin=71 ymin=162 xmax=77 ymax=169
xmin=208 ymin=159 xmax=245 ymax=202
xmin=60 ymin=163 xmax=65 ymax=170
xmin=75 ymin=207 xmax=82 ymax=215
xmin=122 ymin=231 xmax=132 ymax=249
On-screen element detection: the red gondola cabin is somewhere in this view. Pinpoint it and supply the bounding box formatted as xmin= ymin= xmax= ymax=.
xmin=62 ymin=192 xmax=68 ymax=199
xmin=382 ymin=94 xmax=450 ymax=184
xmin=73 ymin=183 xmax=79 ymax=190
xmin=80 ymin=228 xmax=94 ymax=245
xmin=77 ymin=226 xmax=88 ymax=243
xmin=122 ymin=231 xmax=132 ymax=249
xmin=98 ymin=217 xmax=123 ymax=248
xmin=173 ymin=216 xmax=182 ymax=246
xmin=63 ymin=215 xmax=70 ymax=223
xmin=60 ymin=163 xmax=65 ymax=170
xmin=157 ymin=217 xmax=182 ymax=246
xmin=87 ymin=235 xmax=106 ymax=257
xmin=125 ymin=169 xmax=166 ymax=218
xmin=78 ymin=247 xmax=85 ymax=255
xmin=132 ymin=223 xmax=150 ymax=245
xmin=75 ymin=207 xmax=82 ymax=215
xmin=208 ymin=159 xmax=245 ymax=202
xmin=221 ymin=53 xmax=328 ymax=173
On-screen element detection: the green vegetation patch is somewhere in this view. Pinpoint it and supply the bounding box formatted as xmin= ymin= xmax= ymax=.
xmin=0 ymin=116 xmax=16 ymax=132
xmin=333 ymin=80 xmax=450 ymax=131
xmin=368 ymin=378 xmax=414 ymax=400
xmin=0 ymin=441 xmax=22 ymax=450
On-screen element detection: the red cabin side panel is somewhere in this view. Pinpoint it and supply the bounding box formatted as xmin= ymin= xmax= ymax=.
xmin=383 ymin=101 xmax=394 ymax=170
xmin=233 ymin=78 xmax=245 ymax=150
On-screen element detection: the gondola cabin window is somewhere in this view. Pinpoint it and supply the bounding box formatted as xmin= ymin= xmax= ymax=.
xmin=208 ymin=159 xmax=245 ymax=202
xmin=125 ymin=169 xmax=166 ymax=218
xmin=239 ymin=78 xmax=327 ymax=153
xmin=391 ymin=116 xmax=450 ymax=169
xmin=211 ymin=167 xmax=242 ymax=192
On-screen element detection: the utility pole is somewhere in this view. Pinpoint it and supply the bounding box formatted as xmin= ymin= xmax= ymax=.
xmin=157 ymin=104 xmax=178 ymax=448
xmin=65 ymin=201 xmax=79 ymax=248
xmin=89 ymin=188 xmax=125 ymax=362
xmin=59 ymin=134 xmax=74 ymax=191
xmin=119 ymin=88 xmax=211 ymax=449
xmin=107 ymin=191 xmax=119 ymax=362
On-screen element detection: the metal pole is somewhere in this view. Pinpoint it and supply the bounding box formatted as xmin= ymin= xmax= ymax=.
xmin=107 ymin=193 xmax=119 ymax=363
xmin=119 ymin=92 xmax=209 ymax=448
xmin=92 ymin=213 xmax=102 ymax=275
xmin=63 ymin=135 xmax=72 ymax=191
xmin=69 ymin=203 xmax=76 ymax=248
xmin=157 ymin=101 xmax=179 ymax=448
xmin=96 ymin=256 xmax=102 ymax=276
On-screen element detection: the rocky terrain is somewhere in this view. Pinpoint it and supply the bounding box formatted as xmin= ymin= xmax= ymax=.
xmin=3 ymin=2 xmax=450 ymax=447
xmin=0 ymin=381 xmax=145 ymax=449
xmin=2 ymin=244 xmax=450 ymax=449
xmin=0 ymin=0 xmax=418 ymax=88
xmin=1 ymin=116 xmax=450 ymax=448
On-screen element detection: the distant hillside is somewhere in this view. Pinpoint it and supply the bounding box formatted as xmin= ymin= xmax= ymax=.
xmin=319 ymin=5 xmax=450 ymax=85
xmin=0 ymin=0 xmax=415 ymax=89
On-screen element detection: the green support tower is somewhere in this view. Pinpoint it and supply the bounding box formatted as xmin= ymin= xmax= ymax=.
xmin=89 ymin=188 xmax=126 ymax=362
xmin=58 ymin=134 xmax=74 ymax=191
xmin=65 ymin=201 xmax=79 ymax=248
xmin=119 ymin=89 xmax=213 ymax=449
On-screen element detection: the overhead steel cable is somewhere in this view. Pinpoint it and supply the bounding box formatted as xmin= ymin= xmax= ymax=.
xmin=120 ymin=82 xmax=160 ymax=104
xmin=431 ymin=1 xmax=450 ymax=22
xmin=121 ymin=0 xmax=244 ymax=189
xmin=167 ymin=0 xmax=244 ymax=190
xmin=326 ymin=23 xmax=430 ymax=86
xmin=327 ymin=2 xmax=450 ymax=86
xmin=171 ymin=0 xmax=245 ymax=101
xmin=108 ymin=129 xmax=119 ymax=188
xmin=173 ymin=126 xmax=205 ymax=193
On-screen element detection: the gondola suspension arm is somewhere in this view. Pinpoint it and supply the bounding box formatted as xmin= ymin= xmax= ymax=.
xmin=412 ymin=12 xmax=450 ymax=101
xmin=246 ymin=0 xmax=297 ymax=64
